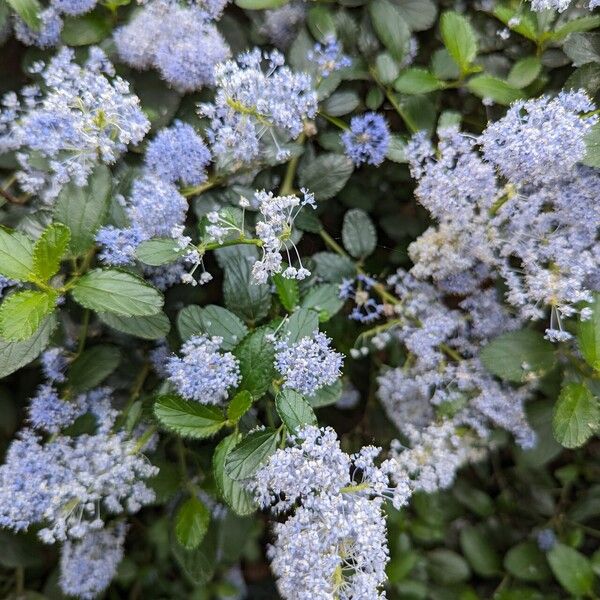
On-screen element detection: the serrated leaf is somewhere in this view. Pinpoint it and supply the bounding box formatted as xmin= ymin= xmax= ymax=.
xmin=7 ymin=0 xmax=41 ymax=29
xmin=440 ymin=11 xmax=478 ymax=74
xmin=32 ymin=223 xmax=70 ymax=282
xmin=312 ymin=252 xmax=356 ymax=282
xmin=224 ymin=428 xmax=279 ymax=480
xmin=54 ymin=165 xmax=111 ymax=256
xmin=504 ymin=542 xmax=551 ymax=582
xmin=342 ymin=209 xmax=377 ymax=259
xmin=394 ymin=68 xmax=444 ymax=94
xmin=298 ymin=153 xmax=354 ymax=201
xmin=98 ymin=312 xmax=170 ymax=340
xmin=553 ymin=383 xmax=599 ymax=449
xmin=273 ymin=273 xmax=299 ymax=312
xmin=395 ymin=0 xmax=437 ymax=32
xmin=301 ymin=284 xmax=344 ymax=321
xmin=71 ymin=269 xmax=163 ymax=317
xmin=175 ymin=497 xmax=210 ymax=550
xmin=553 ymin=15 xmax=600 ymax=40
xmin=136 ymin=238 xmax=188 ymax=266
xmin=369 ymin=0 xmax=410 ymax=61
xmin=234 ymin=328 xmax=276 ymax=399
xmin=276 ymin=389 xmax=317 ymax=433
xmin=0 ymin=228 xmax=35 ymax=282
xmin=467 ymin=75 xmax=523 ymax=106
xmin=578 ymin=294 xmax=600 ymax=371
xmin=284 ymin=308 xmax=319 ymax=344
xmin=0 ymin=314 xmax=56 ymax=379
xmin=480 ymin=329 xmax=556 ymax=382
xmin=507 ymin=57 xmax=542 ymax=88
xmin=547 ymin=543 xmax=595 ymax=596
xmin=564 ymin=32 xmax=600 ymax=67
xmin=213 ymin=433 xmax=256 ymax=515
xmin=0 ymin=290 xmax=57 ymax=341
xmin=154 ymin=394 xmax=226 ymax=439
xmin=227 ymin=390 xmax=253 ymax=423
xmin=68 ymin=345 xmax=121 ymax=392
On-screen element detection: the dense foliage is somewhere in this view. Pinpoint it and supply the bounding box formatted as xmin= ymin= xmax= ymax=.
xmin=0 ymin=0 xmax=600 ymax=598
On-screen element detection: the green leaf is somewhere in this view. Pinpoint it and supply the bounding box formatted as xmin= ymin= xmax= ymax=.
xmin=395 ymin=0 xmax=437 ymax=32
xmin=224 ymin=428 xmax=279 ymax=480
xmin=440 ymin=11 xmax=478 ymax=74
xmin=273 ymin=273 xmax=300 ymax=312
xmin=323 ymin=90 xmax=361 ymax=117
xmin=584 ymin=122 xmax=600 ymax=168
xmin=301 ymin=284 xmax=344 ymax=321
xmin=394 ymin=68 xmax=444 ymax=94
xmin=68 ymin=345 xmax=121 ymax=392
xmin=552 ymin=15 xmax=600 ymax=40
xmin=60 ymin=9 xmax=112 ymax=46
xmin=284 ymin=308 xmax=319 ymax=344
xmin=0 ymin=228 xmax=35 ymax=282
xmin=480 ymin=329 xmax=556 ymax=383
xmin=7 ymin=0 xmax=41 ymax=30
xmin=234 ymin=0 xmax=285 ymax=8
xmin=493 ymin=6 xmax=538 ymax=42
xmin=563 ymin=32 xmax=600 ymax=67
xmin=427 ymin=549 xmax=470 ymax=585
xmin=578 ymin=294 xmax=600 ymax=371
xmin=98 ymin=312 xmax=170 ymax=340
xmin=507 ymin=57 xmax=542 ymax=88
xmin=175 ymin=497 xmax=210 ymax=550
xmin=54 ymin=164 xmax=111 ymax=256
xmin=136 ymin=238 xmax=188 ymax=267
xmin=369 ymin=0 xmax=410 ymax=61
xmin=547 ymin=543 xmax=595 ymax=596
xmin=504 ymin=542 xmax=551 ymax=582
xmin=375 ymin=53 xmax=400 ymax=85
xmin=312 ymin=252 xmax=355 ymax=282
xmin=71 ymin=269 xmax=163 ymax=317
xmin=154 ymin=394 xmax=226 ymax=439
xmin=307 ymin=5 xmax=336 ymax=42
xmin=171 ymin=525 xmax=217 ymax=585
xmin=221 ymin=249 xmax=271 ymax=323
xmin=227 ymin=390 xmax=253 ymax=423
xmin=234 ymin=327 xmax=276 ymax=399
xmin=186 ymin=305 xmax=248 ymax=350
xmin=0 ymin=314 xmax=56 ymax=379
xmin=342 ymin=208 xmax=377 ymax=259
xmin=213 ymin=433 xmax=256 ymax=515
xmin=553 ymin=383 xmax=599 ymax=449
xmin=386 ymin=134 xmax=408 ymax=163
xmin=467 ymin=75 xmax=523 ymax=106
xmin=308 ymin=379 xmax=343 ymax=408
xmin=276 ymin=389 xmax=317 ymax=433
xmin=32 ymin=223 xmax=70 ymax=282
xmin=459 ymin=526 xmax=502 ymax=577
xmin=0 ymin=290 xmax=57 ymax=341
xmin=298 ymin=153 xmax=354 ymax=201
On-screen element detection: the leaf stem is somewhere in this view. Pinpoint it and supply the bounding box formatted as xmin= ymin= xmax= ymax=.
xmin=280 ymin=133 xmax=306 ymax=195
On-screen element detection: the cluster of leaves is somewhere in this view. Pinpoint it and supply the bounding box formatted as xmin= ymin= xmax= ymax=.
xmin=0 ymin=0 xmax=600 ymax=598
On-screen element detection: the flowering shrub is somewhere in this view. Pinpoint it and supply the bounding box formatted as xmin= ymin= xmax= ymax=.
xmin=0 ymin=0 xmax=600 ymax=598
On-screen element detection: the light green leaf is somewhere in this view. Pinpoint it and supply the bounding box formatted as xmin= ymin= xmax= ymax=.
xmin=32 ymin=223 xmax=70 ymax=282
xmin=0 ymin=314 xmax=56 ymax=379
xmin=507 ymin=57 xmax=542 ymax=88
xmin=0 ymin=290 xmax=57 ymax=341
xmin=98 ymin=312 xmax=170 ymax=340
xmin=7 ymin=0 xmax=41 ymax=30
xmin=493 ymin=6 xmax=538 ymax=41
xmin=224 ymin=428 xmax=279 ymax=481
xmin=578 ymin=293 xmax=600 ymax=371
xmin=175 ymin=497 xmax=210 ymax=551
xmin=298 ymin=153 xmax=354 ymax=201
xmin=480 ymin=329 xmax=556 ymax=383
xmin=553 ymin=383 xmax=599 ymax=449
xmin=0 ymin=228 xmax=35 ymax=282
xmin=375 ymin=53 xmax=400 ymax=85
xmin=54 ymin=164 xmax=111 ymax=256
xmin=227 ymin=390 xmax=253 ymax=423
xmin=136 ymin=238 xmax=188 ymax=267
xmin=154 ymin=394 xmax=226 ymax=439
xmin=234 ymin=327 xmax=276 ymax=399
xmin=467 ymin=75 xmax=523 ymax=106
xmin=342 ymin=208 xmax=377 ymax=259
xmin=301 ymin=284 xmax=344 ymax=321
xmin=273 ymin=273 xmax=300 ymax=312
xmin=369 ymin=0 xmax=410 ymax=61
xmin=394 ymin=68 xmax=444 ymax=94
xmin=276 ymin=389 xmax=317 ymax=433
xmin=553 ymin=15 xmax=600 ymax=40
xmin=584 ymin=122 xmax=600 ymax=168
xmin=547 ymin=543 xmax=595 ymax=596
xmin=71 ymin=269 xmax=163 ymax=317
xmin=307 ymin=5 xmax=336 ymax=42
xmin=234 ymin=0 xmax=285 ymax=9
xmin=386 ymin=134 xmax=408 ymax=163
xmin=284 ymin=308 xmax=319 ymax=344
xmin=68 ymin=344 xmax=121 ymax=392
xmin=213 ymin=433 xmax=256 ymax=515
xmin=440 ymin=11 xmax=478 ymax=74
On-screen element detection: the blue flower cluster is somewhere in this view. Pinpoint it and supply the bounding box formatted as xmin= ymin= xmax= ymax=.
xmin=342 ymin=112 xmax=391 ymax=166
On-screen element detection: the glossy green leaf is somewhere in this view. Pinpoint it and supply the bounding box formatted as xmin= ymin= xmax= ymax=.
xmin=394 ymin=68 xmax=444 ymax=94
xmin=227 ymin=390 xmax=253 ymax=423
xmin=32 ymin=223 xmax=70 ymax=282
xmin=234 ymin=327 xmax=276 ymax=399
xmin=440 ymin=11 xmax=478 ymax=74
xmin=553 ymin=383 xmax=599 ymax=449
xmin=276 ymin=389 xmax=317 ymax=433
xmin=136 ymin=238 xmax=188 ymax=266
xmin=224 ymin=428 xmax=279 ymax=481
xmin=98 ymin=312 xmax=171 ymax=340
xmin=154 ymin=394 xmax=226 ymax=439
xmin=175 ymin=497 xmax=210 ymax=550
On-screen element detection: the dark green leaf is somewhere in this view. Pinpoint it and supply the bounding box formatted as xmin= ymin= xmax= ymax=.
xmin=312 ymin=252 xmax=356 ymax=282
xmin=563 ymin=32 xmax=600 ymax=67
xmin=507 ymin=57 xmax=542 ymax=88
xmin=395 ymin=0 xmax=437 ymax=32
xmin=171 ymin=525 xmax=217 ymax=585
xmin=136 ymin=238 xmax=188 ymax=266
xmin=175 ymin=497 xmax=210 ymax=550
xmin=394 ymin=68 xmax=444 ymax=94
xmin=227 ymin=390 xmax=253 ymax=423
xmin=276 ymin=389 xmax=317 ymax=432
xmin=375 ymin=53 xmax=400 ymax=85
xmin=584 ymin=122 xmax=600 ymax=168
xmin=301 ymin=284 xmax=344 ymax=321
xmin=0 ymin=290 xmax=57 ymax=341
xmin=547 ymin=543 xmax=595 ymax=596
xmin=308 ymin=379 xmax=343 ymax=408
xmin=322 ymin=90 xmax=360 ymax=117
xmin=72 ymin=269 xmax=163 ymax=317
xmin=224 ymin=428 xmax=279 ymax=480
xmin=553 ymin=383 xmax=599 ymax=449
xmin=504 ymin=542 xmax=551 ymax=582
xmin=32 ymin=223 xmax=70 ymax=281
xmin=234 ymin=327 xmax=276 ymax=399
xmin=60 ymin=10 xmax=112 ymax=46
xmin=553 ymin=15 xmax=600 ymax=39
xmin=369 ymin=0 xmax=410 ymax=61
xmin=98 ymin=312 xmax=170 ymax=340
xmin=342 ymin=208 xmax=377 ymax=259
xmin=427 ymin=549 xmax=470 ymax=585
xmin=283 ymin=308 xmax=319 ymax=344
xmin=273 ymin=273 xmax=300 ymax=312
xmin=459 ymin=526 xmax=501 ymax=577
xmin=68 ymin=345 xmax=121 ymax=392
xmin=578 ymin=293 xmax=600 ymax=370
xmin=154 ymin=394 xmax=226 ymax=439
xmin=307 ymin=5 xmax=336 ymax=42
xmin=298 ymin=153 xmax=354 ymax=201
